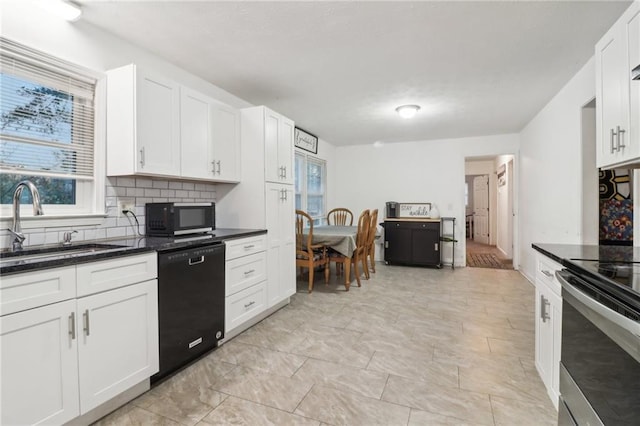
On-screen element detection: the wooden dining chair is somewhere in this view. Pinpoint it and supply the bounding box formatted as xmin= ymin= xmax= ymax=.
xmin=329 ymin=209 xmax=370 ymax=290
xmin=296 ymin=210 xmax=329 ymax=293
xmin=327 ymin=208 xmax=354 ymax=226
xmin=365 ymin=208 xmax=378 ymax=278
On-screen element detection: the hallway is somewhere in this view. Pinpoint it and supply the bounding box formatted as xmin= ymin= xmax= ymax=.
xmin=466 ymin=239 xmax=513 ymax=269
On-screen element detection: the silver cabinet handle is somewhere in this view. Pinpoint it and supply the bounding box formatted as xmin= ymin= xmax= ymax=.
xmin=189 ymin=256 xmax=205 ymax=265
xmin=244 ymin=269 xmax=255 ymax=276
xmin=217 ymin=160 xmax=221 ymax=174
xmin=83 ymin=309 xmax=90 ymax=336
xmin=541 ymin=270 xmax=553 ymax=278
xmin=244 ymin=300 xmax=255 ymax=309
xmin=434 ymin=243 xmax=439 ymax=251
xmin=139 ymin=147 xmax=145 ymax=167
xmin=384 ymin=241 xmax=389 ymax=248
xmin=611 ymin=128 xmax=617 ymax=153
xmin=244 ymin=244 xmax=255 ymax=250
xmin=540 ymin=295 xmax=550 ymax=322
xmin=69 ymin=312 xmax=76 ymax=340
xmin=617 ymin=125 xmax=626 ymax=150
xmin=283 ymin=190 xmax=288 ymax=201
xmin=279 ymin=166 xmax=284 ymax=178
xmin=211 ymin=160 xmax=216 ymax=173
xmin=283 ymin=166 xmax=287 ymax=179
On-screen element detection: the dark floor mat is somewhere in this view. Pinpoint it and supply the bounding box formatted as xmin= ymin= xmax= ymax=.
xmin=467 ymin=253 xmax=512 ymax=269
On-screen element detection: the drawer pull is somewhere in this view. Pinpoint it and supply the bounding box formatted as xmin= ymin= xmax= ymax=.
xmin=540 ymin=295 xmax=550 ymax=322
xmin=541 ymin=270 xmax=553 ymax=278
xmin=244 ymin=300 xmax=255 ymax=309
xmin=83 ymin=309 xmax=90 ymax=336
xmin=69 ymin=312 xmax=76 ymax=340
xmin=244 ymin=269 xmax=255 ymax=276
xmin=244 ymin=244 xmax=255 ymax=250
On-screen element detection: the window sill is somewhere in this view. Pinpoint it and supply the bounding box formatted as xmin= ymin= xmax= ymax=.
xmin=0 ymin=213 xmax=108 ymax=230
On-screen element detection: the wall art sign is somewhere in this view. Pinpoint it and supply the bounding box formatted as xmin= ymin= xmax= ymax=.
xmin=294 ymin=127 xmax=318 ymax=154
xmin=399 ymin=203 xmax=432 ymax=218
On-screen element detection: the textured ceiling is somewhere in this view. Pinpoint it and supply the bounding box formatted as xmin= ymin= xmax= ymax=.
xmin=78 ymin=0 xmax=631 ymax=146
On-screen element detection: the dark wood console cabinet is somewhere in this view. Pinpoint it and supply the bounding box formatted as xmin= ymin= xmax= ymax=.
xmin=383 ymin=220 xmax=441 ymax=267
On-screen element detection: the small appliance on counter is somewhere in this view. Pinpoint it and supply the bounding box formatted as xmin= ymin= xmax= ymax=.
xmin=386 ymin=201 xmax=399 ymax=218
xmin=145 ymin=202 xmax=215 ymax=236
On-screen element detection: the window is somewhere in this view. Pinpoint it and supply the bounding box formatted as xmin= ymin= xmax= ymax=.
xmin=0 ymin=37 xmax=100 ymax=218
xmin=295 ymin=152 xmax=326 ymax=225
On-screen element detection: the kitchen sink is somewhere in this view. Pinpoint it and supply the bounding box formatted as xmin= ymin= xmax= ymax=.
xmin=0 ymin=243 xmax=128 ymax=266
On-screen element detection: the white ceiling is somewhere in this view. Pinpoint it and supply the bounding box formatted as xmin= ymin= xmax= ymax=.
xmin=77 ymin=0 xmax=631 ymax=146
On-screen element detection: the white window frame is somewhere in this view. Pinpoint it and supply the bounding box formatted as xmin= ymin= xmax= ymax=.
xmin=295 ymin=151 xmax=327 ymax=226
xmin=0 ymin=38 xmax=105 ymax=228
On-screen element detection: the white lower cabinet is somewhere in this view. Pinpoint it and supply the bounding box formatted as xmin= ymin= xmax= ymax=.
xmin=534 ymin=253 xmax=563 ymax=410
xmin=265 ymin=184 xmax=295 ymax=307
xmin=225 ymin=281 xmax=267 ymax=332
xmin=1 ymin=299 xmax=80 ymax=425
xmin=77 ymin=280 xmax=158 ymax=413
xmin=0 ymin=253 xmax=159 ymax=426
xmin=224 ymin=235 xmax=268 ymax=334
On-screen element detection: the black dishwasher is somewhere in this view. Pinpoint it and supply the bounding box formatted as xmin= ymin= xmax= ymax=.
xmin=151 ymin=242 xmax=225 ymax=383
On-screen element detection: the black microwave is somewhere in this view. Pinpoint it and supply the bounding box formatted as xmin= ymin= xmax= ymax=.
xmin=145 ymin=202 xmax=215 ymax=236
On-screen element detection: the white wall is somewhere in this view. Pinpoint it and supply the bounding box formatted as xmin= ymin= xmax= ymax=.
xmin=581 ymin=103 xmax=599 ymax=245
xmin=333 ymin=134 xmax=519 ymax=266
xmin=519 ymin=57 xmax=597 ymax=282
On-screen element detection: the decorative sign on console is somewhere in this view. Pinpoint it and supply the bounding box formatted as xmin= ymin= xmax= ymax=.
xmin=294 ymin=127 xmax=318 ymax=154
xmin=399 ymin=203 xmax=432 ymax=218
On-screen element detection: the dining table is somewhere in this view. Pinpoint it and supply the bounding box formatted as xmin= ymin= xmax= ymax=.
xmin=304 ymin=225 xmax=361 ymax=289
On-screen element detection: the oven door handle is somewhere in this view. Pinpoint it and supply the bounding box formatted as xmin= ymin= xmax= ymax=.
xmin=557 ymin=271 xmax=640 ymax=338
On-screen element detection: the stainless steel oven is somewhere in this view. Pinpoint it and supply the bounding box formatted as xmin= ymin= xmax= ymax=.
xmin=556 ymin=266 xmax=640 ymax=425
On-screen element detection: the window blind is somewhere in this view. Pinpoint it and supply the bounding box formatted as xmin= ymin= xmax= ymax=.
xmin=0 ymin=37 xmax=97 ymax=180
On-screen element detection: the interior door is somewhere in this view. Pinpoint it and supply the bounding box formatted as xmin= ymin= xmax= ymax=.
xmin=473 ymin=175 xmax=490 ymax=245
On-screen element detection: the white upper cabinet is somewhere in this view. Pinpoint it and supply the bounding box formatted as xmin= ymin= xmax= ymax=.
xmin=107 ymin=64 xmax=240 ymax=182
xmin=107 ymin=64 xmax=181 ymax=177
xmin=264 ymin=108 xmax=294 ymax=185
xmin=596 ymin=1 xmax=640 ymax=169
xmin=211 ymin=100 xmax=241 ymax=182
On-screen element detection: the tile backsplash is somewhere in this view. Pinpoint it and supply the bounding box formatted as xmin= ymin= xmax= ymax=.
xmin=1 ymin=176 xmax=217 ymax=250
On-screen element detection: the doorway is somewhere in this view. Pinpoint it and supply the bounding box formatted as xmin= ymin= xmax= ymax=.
xmin=465 ymin=156 xmax=515 ymax=269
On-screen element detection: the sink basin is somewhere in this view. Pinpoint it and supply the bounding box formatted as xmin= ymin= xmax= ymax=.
xmin=0 ymin=243 xmax=128 ymax=266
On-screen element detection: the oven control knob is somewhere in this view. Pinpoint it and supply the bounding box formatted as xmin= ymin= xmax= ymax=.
xmin=216 ymin=331 xmax=222 ymax=339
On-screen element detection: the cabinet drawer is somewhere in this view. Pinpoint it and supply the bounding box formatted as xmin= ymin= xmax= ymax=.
xmin=226 ymin=252 xmax=267 ymax=296
xmin=225 ymin=235 xmax=267 ymax=260
xmin=77 ymin=253 xmax=157 ymax=297
xmin=1 ymin=267 xmax=76 ymax=316
xmin=225 ymin=281 xmax=266 ymax=333
xmin=536 ymin=255 xmax=562 ymax=297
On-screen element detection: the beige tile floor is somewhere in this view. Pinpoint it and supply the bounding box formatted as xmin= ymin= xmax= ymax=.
xmin=94 ymin=264 xmax=557 ymax=426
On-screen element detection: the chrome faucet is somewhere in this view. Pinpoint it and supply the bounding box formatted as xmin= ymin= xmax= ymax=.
xmin=7 ymin=180 xmax=44 ymax=251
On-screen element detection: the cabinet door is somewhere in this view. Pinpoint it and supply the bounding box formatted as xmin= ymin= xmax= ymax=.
xmin=535 ymin=285 xmax=554 ymax=395
xmin=264 ymin=109 xmax=281 ymax=183
xmin=212 ymin=102 xmax=241 ymax=182
xmin=1 ymin=300 xmax=80 ymax=426
xmin=136 ymin=70 xmax=181 ymax=176
xmin=279 ymin=186 xmax=296 ymax=300
xmin=265 ymin=183 xmax=294 ymax=306
xmin=411 ymin=223 xmax=441 ymax=266
xmin=278 ymin=116 xmax=295 ymax=185
xmin=77 ymin=280 xmax=159 ymax=413
xmin=626 ymin=6 xmax=640 ymax=160
xmin=180 ymin=87 xmax=213 ymax=179
xmin=384 ymin=222 xmax=412 ymax=264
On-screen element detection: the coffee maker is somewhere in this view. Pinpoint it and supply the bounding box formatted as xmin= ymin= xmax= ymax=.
xmin=386 ymin=202 xmax=399 ymax=218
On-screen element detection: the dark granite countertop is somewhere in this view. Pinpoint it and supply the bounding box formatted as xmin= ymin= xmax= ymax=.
xmin=532 ymin=243 xmax=640 ymax=266
xmin=0 ymin=228 xmax=266 ymax=275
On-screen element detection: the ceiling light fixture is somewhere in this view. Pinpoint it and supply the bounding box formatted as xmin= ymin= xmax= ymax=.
xmin=395 ymin=104 xmax=421 ymax=119
xmin=40 ymin=0 xmax=83 ymax=22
